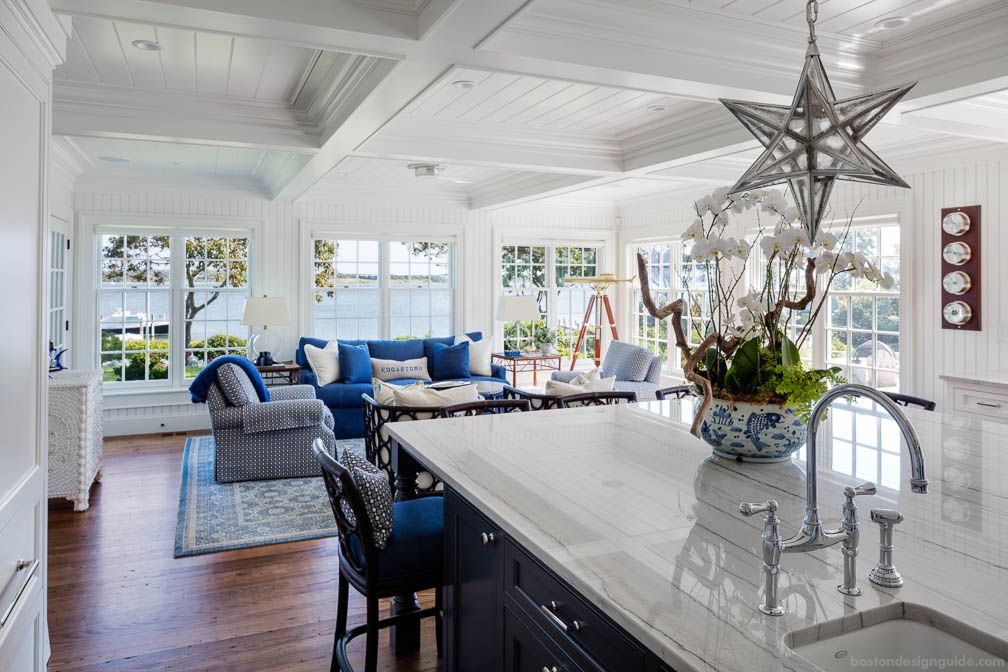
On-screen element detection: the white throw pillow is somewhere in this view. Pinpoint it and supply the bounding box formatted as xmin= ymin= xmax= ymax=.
xmin=543 ymin=375 xmax=616 ymax=396
xmin=372 ymin=378 xmax=425 ymax=405
xmin=455 ymin=334 xmax=493 ymax=377
xmin=392 ymin=384 xmax=481 ymax=407
xmin=303 ymin=341 xmax=340 ymax=386
xmin=371 ymin=356 xmax=432 ymax=382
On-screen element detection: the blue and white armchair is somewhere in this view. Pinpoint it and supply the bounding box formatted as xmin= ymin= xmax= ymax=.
xmin=195 ymin=360 xmax=336 ymax=483
xmin=551 ymin=340 xmax=663 ymax=400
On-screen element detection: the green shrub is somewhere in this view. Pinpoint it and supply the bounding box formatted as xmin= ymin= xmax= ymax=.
xmin=124 ymin=339 xmax=169 ymax=380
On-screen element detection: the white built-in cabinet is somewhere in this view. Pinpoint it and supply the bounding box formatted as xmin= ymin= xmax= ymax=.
xmin=0 ymin=1 xmax=66 ymax=670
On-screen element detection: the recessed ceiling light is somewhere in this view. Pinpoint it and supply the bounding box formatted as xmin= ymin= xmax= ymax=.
xmin=452 ymin=80 xmax=476 ymax=90
xmin=874 ymin=16 xmax=909 ymax=30
xmin=408 ymin=163 xmax=442 ymax=178
xmin=647 ymin=104 xmax=669 ymax=112
xmin=97 ymin=155 xmax=130 ymax=163
xmin=131 ymin=39 xmax=161 ymax=51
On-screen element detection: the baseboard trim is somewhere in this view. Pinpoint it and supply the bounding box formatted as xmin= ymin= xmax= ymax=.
xmin=103 ymin=411 xmax=210 ymax=437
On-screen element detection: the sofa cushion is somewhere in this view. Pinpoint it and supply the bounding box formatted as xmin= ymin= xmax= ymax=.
xmin=544 ymin=375 xmax=616 ymax=396
xmin=217 ymin=362 xmax=260 ymax=407
xmin=341 ymin=447 xmax=393 ymax=550
xmin=454 ymin=333 xmax=493 ymax=376
xmin=304 ymin=341 xmax=340 ymax=386
xmin=372 ymin=378 xmax=425 ymax=405
xmin=367 ymin=339 xmax=424 ymax=361
xmin=296 ymin=336 xmax=366 ymax=368
xmin=426 ymin=341 xmax=470 ymax=380
xmin=602 ymin=341 xmax=654 ymax=382
xmin=339 ymin=343 xmax=372 ymax=384
xmin=372 ymin=356 xmax=431 ymax=382
xmin=317 ymin=382 xmax=374 ymax=408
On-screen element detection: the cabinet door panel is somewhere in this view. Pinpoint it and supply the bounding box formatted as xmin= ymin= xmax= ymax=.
xmin=445 ymin=489 xmax=504 ymax=672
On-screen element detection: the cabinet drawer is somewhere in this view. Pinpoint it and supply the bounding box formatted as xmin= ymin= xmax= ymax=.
xmin=952 ymin=386 xmax=1008 ymax=421
xmin=505 ymin=541 xmax=646 ymax=672
xmin=504 ymin=606 xmax=581 ymax=672
xmin=0 ymin=500 xmax=37 ymax=627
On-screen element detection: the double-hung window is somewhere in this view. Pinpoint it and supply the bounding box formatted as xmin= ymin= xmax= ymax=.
xmin=98 ymin=232 xmax=251 ymax=387
xmin=310 ymin=238 xmax=454 ymax=341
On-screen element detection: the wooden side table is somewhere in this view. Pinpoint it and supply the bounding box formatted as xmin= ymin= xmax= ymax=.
xmin=492 ymin=352 xmax=562 ymax=386
xmin=256 ymin=360 xmax=302 ymax=386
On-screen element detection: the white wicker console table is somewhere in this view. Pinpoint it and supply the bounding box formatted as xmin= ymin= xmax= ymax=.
xmin=48 ymin=370 xmax=103 ymax=511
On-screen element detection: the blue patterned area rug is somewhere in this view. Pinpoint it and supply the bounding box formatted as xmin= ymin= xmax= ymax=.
xmin=174 ymin=435 xmax=363 ymax=558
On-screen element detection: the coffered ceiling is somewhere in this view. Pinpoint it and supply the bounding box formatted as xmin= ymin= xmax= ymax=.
xmin=50 ymin=0 xmax=1008 ymax=208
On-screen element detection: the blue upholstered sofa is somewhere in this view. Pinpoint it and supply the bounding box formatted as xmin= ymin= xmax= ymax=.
xmin=295 ymin=332 xmax=507 ymax=439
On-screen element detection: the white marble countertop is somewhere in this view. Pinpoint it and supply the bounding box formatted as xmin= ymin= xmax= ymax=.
xmin=940 ymin=370 xmax=1008 ymax=390
xmin=388 ymin=400 xmax=1008 ymax=672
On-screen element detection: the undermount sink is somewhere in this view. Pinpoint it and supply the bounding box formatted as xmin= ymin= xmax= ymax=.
xmin=785 ymin=603 xmax=1008 ymax=671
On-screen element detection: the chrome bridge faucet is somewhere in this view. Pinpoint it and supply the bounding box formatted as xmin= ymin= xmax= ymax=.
xmin=739 ymin=384 xmax=929 ymax=616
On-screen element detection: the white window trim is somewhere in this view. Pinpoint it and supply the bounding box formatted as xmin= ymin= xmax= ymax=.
xmin=299 ymin=219 xmax=465 ymax=341
xmin=76 ymin=212 xmax=264 ymax=396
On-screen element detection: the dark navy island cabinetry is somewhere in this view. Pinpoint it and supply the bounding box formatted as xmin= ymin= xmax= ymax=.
xmin=442 ymin=487 xmax=675 ymax=672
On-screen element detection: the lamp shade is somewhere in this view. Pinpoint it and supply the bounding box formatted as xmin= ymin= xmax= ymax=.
xmin=495 ymin=295 xmax=541 ymax=322
xmin=241 ymin=296 xmax=289 ymax=327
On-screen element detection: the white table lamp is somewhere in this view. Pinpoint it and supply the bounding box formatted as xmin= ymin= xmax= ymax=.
xmin=496 ymin=295 xmax=541 ymax=323
xmin=242 ymin=295 xmax=289 ymax=365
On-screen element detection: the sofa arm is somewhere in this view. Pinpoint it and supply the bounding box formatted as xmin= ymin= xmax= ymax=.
xmin=241 ymin=399 xmax=327 ymax=434
xmin=550 ymin=370 xmax=581 ymax=383
xmin=268 ymin=384 xmax=316 ymax=401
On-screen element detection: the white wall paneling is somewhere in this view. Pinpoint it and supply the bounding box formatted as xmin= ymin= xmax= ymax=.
xmin=616 ymin=150 xmax=1008 ymax=409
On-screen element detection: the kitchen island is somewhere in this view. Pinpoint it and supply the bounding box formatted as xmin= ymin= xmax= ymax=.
xmin=387 ymin=399 xmax=1008 ymax=672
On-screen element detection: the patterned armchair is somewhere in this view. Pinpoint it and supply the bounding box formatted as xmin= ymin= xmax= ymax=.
xmin=551 ymin=340 xmax=663 ymax=400
xmin=206 ymin=363 xmax=336 ymax=483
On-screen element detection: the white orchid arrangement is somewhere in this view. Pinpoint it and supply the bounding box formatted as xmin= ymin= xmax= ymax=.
xmin=637 ymin=186 xmax=894 ymax=430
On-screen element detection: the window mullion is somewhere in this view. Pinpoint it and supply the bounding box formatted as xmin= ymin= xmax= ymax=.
xmin=171 ymin=234 xmax=184 ymax=387
xmin=381 ymin=241 xmax=391 ymax=339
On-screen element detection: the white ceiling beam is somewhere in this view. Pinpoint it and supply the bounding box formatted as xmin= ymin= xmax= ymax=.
xmin=49 ymin=0 xmax=418 ymax=55
xmin=274 ymin=0 xmax=536 ymax=200
xmin=468 ymin=172 xmax=607 ymax=210
xmin=894 ymin=115 xmax=1008 ymax=146
xmin=54 ymin=81 xmax=321 ymax=153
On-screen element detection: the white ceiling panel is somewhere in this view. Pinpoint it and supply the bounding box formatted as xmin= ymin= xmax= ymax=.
xmin=311 ymin=156 xmax=537 ymax=197
xmin=61 ymin=16 xmax=318 ymax=102
xmin=407 ymin=69 xmax=698 ymax=139
xmin=65 ymin=136 xmax=306 ymax=181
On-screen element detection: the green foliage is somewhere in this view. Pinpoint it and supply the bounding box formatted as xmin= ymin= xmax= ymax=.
xmin=533 ymin=324 xmax=557 ymax=345
xmin=101 ymin=331 xmax=123 ymax=352
xmin=723 ymin=338 xmax=762 ymax=394
xmin=124 ymin=339 xmax=169 ymax=381
xmin=698 ymin=348 xmax=728 ymax=389
xmin=769 ymin=364 xmax=845 ymax=422
xmin=189 ymin=334 xmax=248 ymax=361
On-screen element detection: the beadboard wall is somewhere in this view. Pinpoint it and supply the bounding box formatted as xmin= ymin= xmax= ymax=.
xmin=615 ymin=149 xmax=1008 ymax=410
xmin=68 ymin=188 xmax=615 ymax=435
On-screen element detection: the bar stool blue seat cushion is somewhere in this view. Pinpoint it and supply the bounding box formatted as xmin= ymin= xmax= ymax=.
xmin=344 ymin=496 xmax=444 ymax=586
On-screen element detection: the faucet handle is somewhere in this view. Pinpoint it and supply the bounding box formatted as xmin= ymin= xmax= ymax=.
xmin=843 ymin=481 xmax=877 ymax=503
xmin=739 ymin=499 xmax=778 ymax=517
xmin=870 ymin=508 xmax=903 ymax=526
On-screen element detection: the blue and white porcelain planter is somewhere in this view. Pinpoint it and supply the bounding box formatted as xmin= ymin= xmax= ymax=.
xmin=697 ymin=396 xmax=806 ymax=462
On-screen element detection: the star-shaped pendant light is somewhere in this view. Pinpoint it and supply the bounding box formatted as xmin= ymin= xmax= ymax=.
xmin=720 ymin=0 xmax=916 ymax=238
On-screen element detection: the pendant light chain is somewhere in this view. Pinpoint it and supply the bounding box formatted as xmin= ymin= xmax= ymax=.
xmin=806 ymin=0 xmax=818 ymax=44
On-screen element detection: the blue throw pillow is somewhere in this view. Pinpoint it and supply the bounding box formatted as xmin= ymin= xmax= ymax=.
xmin=339 ymin=343 xmax=372 ymax=384
xmin=427 ymin=341 xmax=470 ymax=380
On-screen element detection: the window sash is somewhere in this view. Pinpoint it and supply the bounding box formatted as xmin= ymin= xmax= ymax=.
xmin=310 ymin=237 xmax=456 ymax=341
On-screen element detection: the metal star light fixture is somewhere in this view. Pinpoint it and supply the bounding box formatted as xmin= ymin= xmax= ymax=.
xmin=720 ymin=0 xmax=916 ymax=239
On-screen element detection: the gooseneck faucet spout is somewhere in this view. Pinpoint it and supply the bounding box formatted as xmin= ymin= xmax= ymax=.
xmin=798 ymin=384 xmax=928 ymax=544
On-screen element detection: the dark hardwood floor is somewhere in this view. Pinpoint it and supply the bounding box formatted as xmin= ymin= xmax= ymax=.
xmin=47 ymin=432 xmax=440 ymax=672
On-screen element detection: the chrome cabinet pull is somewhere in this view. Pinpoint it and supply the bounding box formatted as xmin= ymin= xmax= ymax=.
xmin=1 ymin=559 xmax=38 ymax=628
xmin=540 ymin=600 xmax=582 ymax=633
xmin=481 ymin=531 xmax=497 ymax=545
xmin=541 ymin=667 xmax=563 ymax=672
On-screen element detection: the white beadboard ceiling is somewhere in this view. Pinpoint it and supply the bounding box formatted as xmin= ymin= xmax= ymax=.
xmin=317 ymin=156 xmax=531 ymax=192
xmin=66 ymin=136 xmax=307 ymax=180
xmin=405 ymin=68 xmax=700 ymax=139
xmin=596 ymin=0 xmax=1005 ymax=42
xmin=55 ymin=16 xmax=319 ymax=102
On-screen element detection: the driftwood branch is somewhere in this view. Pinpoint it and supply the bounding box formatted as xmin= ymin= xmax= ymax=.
xmin=636 ymin=251 xmax=720 ymax=437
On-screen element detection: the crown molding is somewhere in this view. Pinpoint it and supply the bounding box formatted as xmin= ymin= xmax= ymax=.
xmin=300 ymin=181 xmax=471 ymax=206
xmin=53 ymin=80 xmax=321 ymax=153
xmin=73 ymin=168 xmax=272 ymax=198
xmin=4 ymin=0 xmax=68 ymax=70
